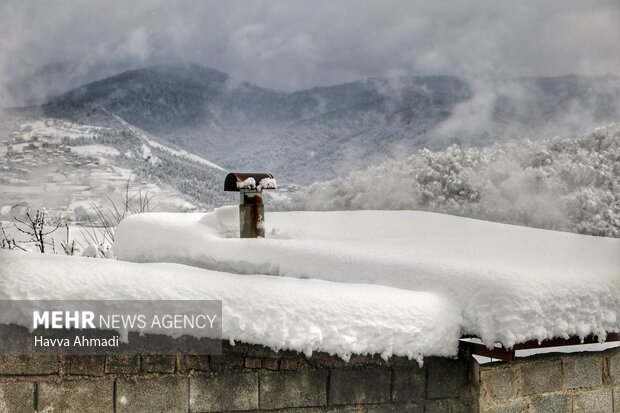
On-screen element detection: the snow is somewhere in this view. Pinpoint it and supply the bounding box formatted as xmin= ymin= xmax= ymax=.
xmin=237 ymin=177 xmax=256 ymax=189
xmin=17 ymin=120 xmax=103 ymax=142
xmin=114 ymin=208 xmax=620 ymax=353
xmin=461 ymin=337 xmax=620 ymax=364
xmin=259 ymin=177 xmax=277 ymax=190
xmin=144 ymin=138 xmax=225 ymax=171
xmin=2 ymin=207 xmax=618 ymax=361
xmin=280 ymin=124 xmax=620 ymax=238
xmin=0 ymin=250 xmax=459 ymax=362
xmin=69 ymin=145 xmax=120 ymax=157
xmin=81 ymin=243 xmax=114 ymax=258
xmin=140 ymin=143 xmax=157 ymax=164
xmin=234 ymin=177 xmax=276 ymax=190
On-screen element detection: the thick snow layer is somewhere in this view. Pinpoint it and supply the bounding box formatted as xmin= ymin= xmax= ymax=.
xmin=237 ymin=177 xmax=256 ymax=189
xmin=115 ymin=208 xmax=620 ymax=350
xmin=0 ymin=250 xmax=459 ymax=362
xmin=259 ymin=178 xmax=277 ymax=190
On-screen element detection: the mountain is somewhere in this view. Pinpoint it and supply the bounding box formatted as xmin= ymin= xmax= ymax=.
xmin=0 ymin=103 xmax=233 ymax=223
xmin=48 ymin=65 xmax=620 ymax=185
xmin=49 ymin=65 xmax=473 ymax=184
xmin=52 ymin=65 xmax=287 ymax=131
xmin=3 ymin=64 xmax=620 ymax=224
xmin=467 ymin=74 xmax=620 ymax=144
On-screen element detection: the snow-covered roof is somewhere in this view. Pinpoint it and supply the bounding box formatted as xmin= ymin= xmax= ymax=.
xmin=114 ymin=208 xmax=620 ymax=352
xmin=1 ymin=208 xmax=618 ymax=361
xmin=0 ymin=249 xmax=456 ymax=362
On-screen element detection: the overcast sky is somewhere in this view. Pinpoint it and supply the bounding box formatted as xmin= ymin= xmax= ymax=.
xmin=1 ymin=0 xmax=619 ymax=107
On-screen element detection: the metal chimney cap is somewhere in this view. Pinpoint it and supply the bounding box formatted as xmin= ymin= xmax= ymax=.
xmin=224 ymin=172 xmax=277 ymax=192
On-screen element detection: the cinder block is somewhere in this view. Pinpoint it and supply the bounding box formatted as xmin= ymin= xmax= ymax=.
xmin=313 ymin=403 xmax=423 ymax=413
xmin=260 ymin=369 xmax=327 ymax=409
xmin=347 ymin=354 xmax=389 ymax=367
xmin=0 ymin=382 xmax=34 ymax=413
xmin=563 ymin=354 xmax=602 ymax=389
xmin=262 ymin=357 xmax=279 ymax=370
xmin=609 ymin=350 xmax=620 ymax=384
xmin=426 ymin=357 xmax=468 ymax=399
xmin=67 ymin=355 xmax=105 ymax=376
xmin=371 ymin=404 xmax=424 ymax=413
xmin=221 ymin=341 xmax=286 ymax=359
xmin=392 ymin=366 xmax=425 ymax=402
xmin=208 ymin=353 xmax=244 ymax=371
xmin=105 ymin=355 xmax=140 ymax=374
xmin=116 ymin=376 xmax=188 ymax=413
xmin=280 ymin=358 xmax=299 ymax=370
xmin=190 ymin=371 xmax=258 ymax=412
xmin=0 ymin=355 xmax=58 ymax=375
xmin=425 ymin=399 xmax=451 ymax=413
xmin=451 ymin=402 xmax=475 ymax=413
xmin=305 ymin=351 xmax=351 ymax=369
xmin=529 ymin=392 xmax=572 ymax=413
xmin=0 ymin=325 xmax=31 ymax=355
xmin=480 ymin=399 xmax=526 ymax=413
xmin=141 ymin=355 xmax=175 ymax=373
xmin=519 ymin=359 xmax=562 ymax=395
xmin=179 ymin=355 xmax=209 ymax=373
xmin=573 ymin=388 xmax=613 ymax=413
xmin=244 ymin=357 xmax=261 ymax=369
xmin=329 ymin=368 xmax=391 ymax=405
xmin=479 ymin=367 xmax=516 ymax=399
xmin=38 ymin=380 xmax=113 ymax=413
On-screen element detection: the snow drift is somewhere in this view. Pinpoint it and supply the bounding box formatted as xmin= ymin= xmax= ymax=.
xmin=113 ymin=207 xmax=620 ymax=353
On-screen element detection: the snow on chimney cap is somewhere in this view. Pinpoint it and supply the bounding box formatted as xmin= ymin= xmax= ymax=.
xmin=224 ymin=172 xmax=277 ymax=192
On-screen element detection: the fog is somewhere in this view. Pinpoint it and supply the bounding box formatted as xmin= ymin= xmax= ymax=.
xmin=1 ymin=0 xmax=620 ymax=107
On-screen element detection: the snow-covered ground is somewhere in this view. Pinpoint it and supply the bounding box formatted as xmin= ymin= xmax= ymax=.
xmin=113 ymin=208 xmax=620 ymax=354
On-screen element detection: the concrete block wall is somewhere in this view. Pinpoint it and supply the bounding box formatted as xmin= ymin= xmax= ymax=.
xmin=0 ymin=340 xmax=476 ymax=413
xmin=0 ymin=331 xmax=618 ymax=412
xmin=475 ymin=346 xmax=620 ymax=413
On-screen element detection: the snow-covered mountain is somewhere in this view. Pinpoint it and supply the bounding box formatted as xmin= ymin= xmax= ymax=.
xmin=0 ymin=104 xmax=232 ymax=223
xmin=48 ymin=65 xmax=620 ymax=184
xmin=2 ymin=65 xmax=620 ymax=225
xmin=48 ymin=65 xmax=473 ymax=183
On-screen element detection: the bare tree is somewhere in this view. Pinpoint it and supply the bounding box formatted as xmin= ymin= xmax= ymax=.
xmin=80 ymin=176 xmax=153 ymax=246
xmin=13 ymin=210 xmax=61 ymax=253
xmin=0 ymin=224 xmax=26 ymax=251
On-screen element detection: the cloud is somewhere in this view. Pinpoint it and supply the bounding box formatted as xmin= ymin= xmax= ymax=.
xmin=0 ymin=0 xmax=619 ymax=107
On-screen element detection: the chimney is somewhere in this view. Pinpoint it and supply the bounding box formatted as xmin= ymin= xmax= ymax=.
xmin=224 ymin=172 xmax=277 ymax=238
